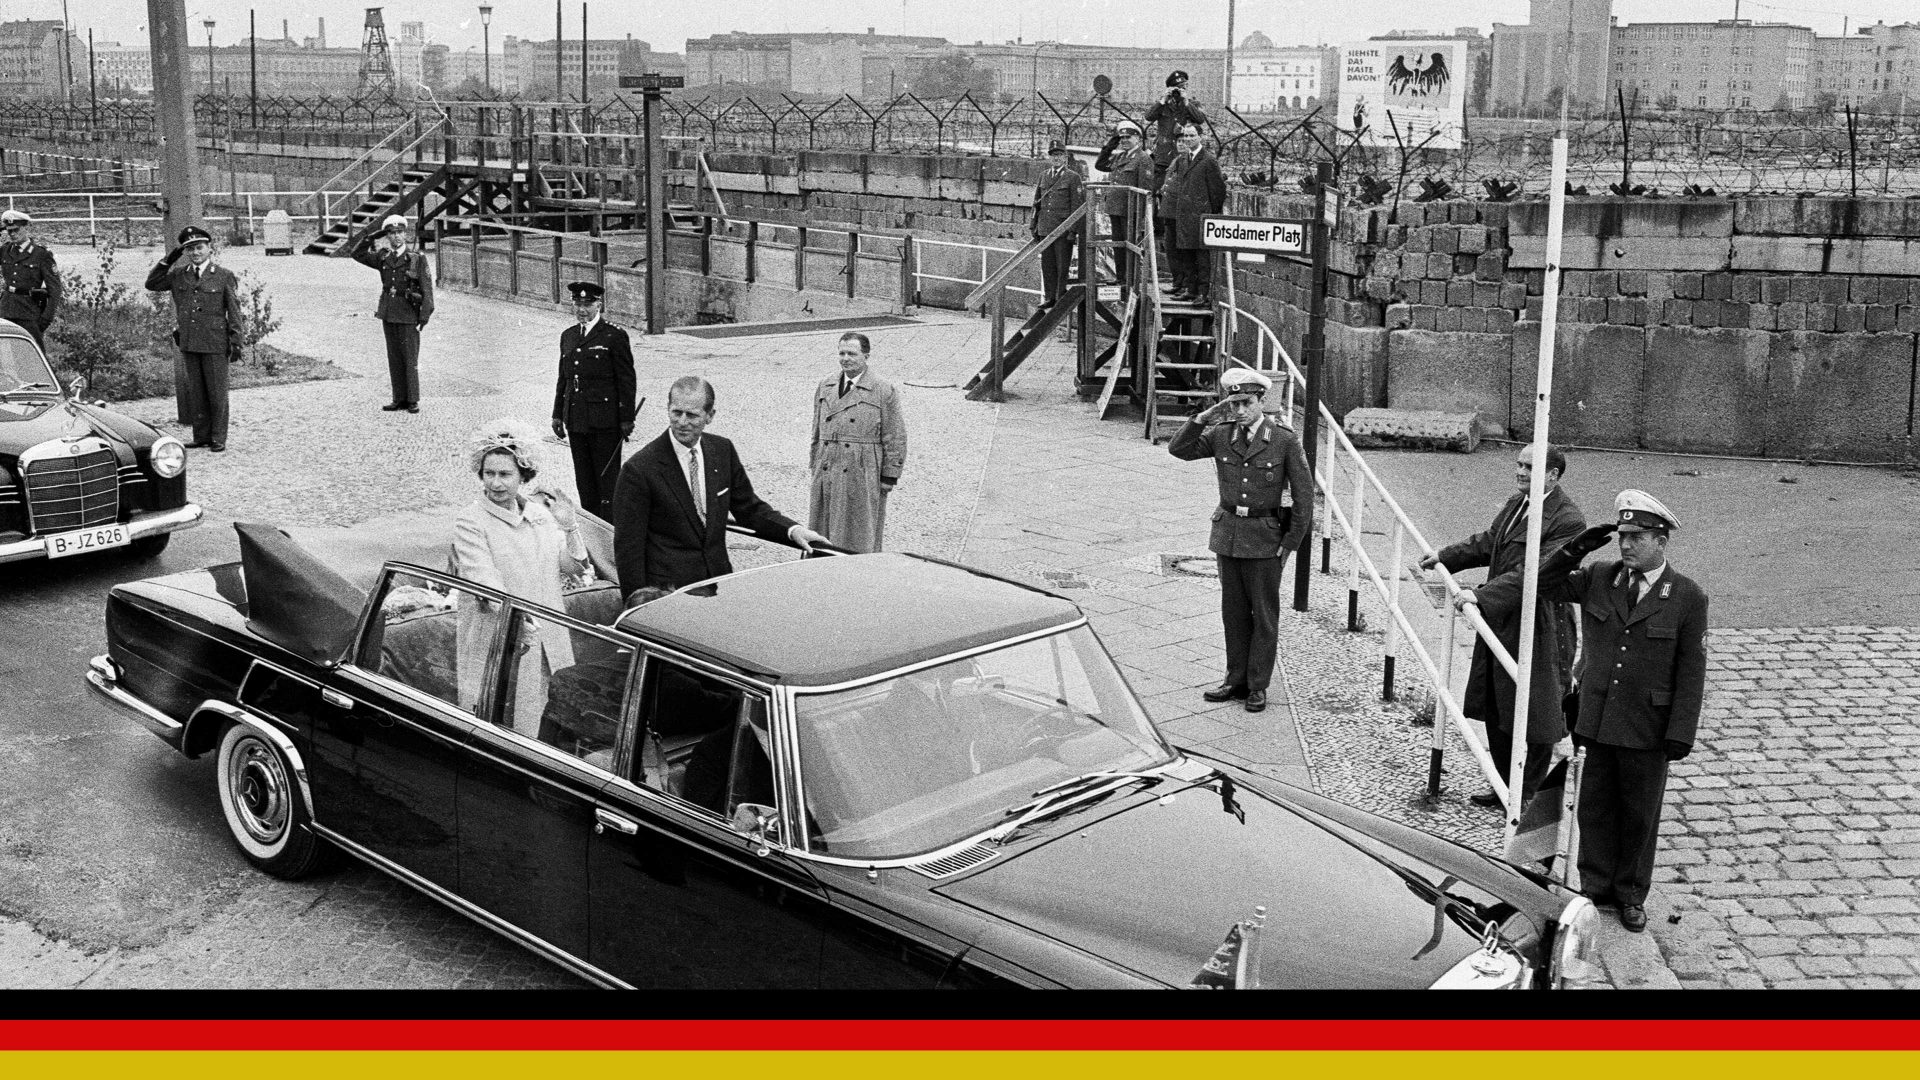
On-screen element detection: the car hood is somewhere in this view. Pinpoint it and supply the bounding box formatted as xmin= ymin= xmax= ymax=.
xmin=0 ymin=397 xmax=143 ymax=457
xmin=933 ymin=770 xmax=1550 ymax=989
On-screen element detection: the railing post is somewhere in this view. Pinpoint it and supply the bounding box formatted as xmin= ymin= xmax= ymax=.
xmin=470 ymin=217 xmax=481 ymax=288
xmin=1427 ymin=607 xmax=1460 ymax=801
xmin=796 ymin=226 xmax=807 ymax=292
xmin=552 ymin=235 xmax=563 ymax=305
xmin=745 ymin=221 xmax=757 ymax=284
xmin=899 ymin=235 xmax=915 ymax=312
xmin=846 ymin=230 xmax=858 ymax=299
xmin=508 ymin=227 xmax=522 ymax=296
xmin=989 ymin=291 xmax=1007 ymax=403
xmin=1382 ymin=521 xmax=1406 ymax=702
xmin=1345 ymin=449 xmax=1366 ymax=622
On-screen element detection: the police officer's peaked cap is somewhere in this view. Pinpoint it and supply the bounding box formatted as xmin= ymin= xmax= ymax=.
xmin=1614 ymin=489 xmax=1678 ymax=533
xmin=1219 ymin=368 xmax=1272 ymax=396
xmin=1047 ymin=138 xmax=1067 ymax=154
xmin=1166 ymin=70 xmax=1189 ymax=86
xmin=1114 ymin=119 xmax=1142 ymax=135
xmin=0 ymin=209 xmax=31 ymax=225
xmin=382 ymin=215 xmax=410 ymax=232
xmin=568 ymin=281 xmax=605 ymax=302
xmin=177 ymin=225 xmax=213 ymax=246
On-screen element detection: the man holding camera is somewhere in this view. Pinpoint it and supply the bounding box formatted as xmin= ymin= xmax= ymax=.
xmin=1144 ymin=72 xmax=1208 ymax=276
xmin=144 ymin=225 xmax=243 ymax=452
xmin=0 ymin=210 xmax=61 ymax=349
xmin=1168 ymin=367 xmax=1312 ymax=713
xmin=351 ymin=215 xmax=434 ymax=413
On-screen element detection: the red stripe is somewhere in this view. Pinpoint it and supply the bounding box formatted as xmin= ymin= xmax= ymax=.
xmin=2 ymin=1021 xmax=1918 ymax=1051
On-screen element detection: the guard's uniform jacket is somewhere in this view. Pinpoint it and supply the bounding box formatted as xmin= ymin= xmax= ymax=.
xmin=0 ymin=239 xmax=61 ymax=341
xmin=1032 ymin=164 xmax=1084 ymax=236
xmin=144 ymin=258 xmax=243 ymax=354
xmin=1540 ymin=555 xmax=1709 ymax=751
xmin=1169 ymin=414 xmax=1313 ymax=557
xmin=552 ymin=317 xmax=637 ymax=434
xmin=354 ymin=245 xmax=435 ymax=325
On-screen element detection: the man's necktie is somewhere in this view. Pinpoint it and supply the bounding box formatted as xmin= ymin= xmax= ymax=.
xmin=1231 ymin=425 xmax=1248 ymax=453
xmin=1629 ymin=570 xmax=1647 ymax=609
xmin=688 ymin=445 xmax=706 ymax=526
xmin=840 ymin=377 xmax=853 ymax=397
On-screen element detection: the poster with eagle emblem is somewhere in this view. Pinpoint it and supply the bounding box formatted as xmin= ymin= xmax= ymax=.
xmin=1338 ymin=40 xmax=1468 ymax=150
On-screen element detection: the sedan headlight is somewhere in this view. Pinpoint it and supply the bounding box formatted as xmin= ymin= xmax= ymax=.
xmin=149 ymin=436 xmax=187 ymax=478
xmin=1551 ymin=897 xmax=1603 ymax=988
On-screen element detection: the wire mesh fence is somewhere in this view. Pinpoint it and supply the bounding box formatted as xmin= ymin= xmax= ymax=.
xmin=3 ymin=91 xmax=1917 ymax=199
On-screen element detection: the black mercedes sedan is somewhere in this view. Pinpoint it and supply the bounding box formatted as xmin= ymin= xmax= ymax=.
xmin=87 ymin=522 xmax=1600 ymax=989
xmin=0 ymin=317 xmax=201 ymax=563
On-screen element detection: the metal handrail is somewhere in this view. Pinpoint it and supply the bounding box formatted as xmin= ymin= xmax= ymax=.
xmin=962 ymin=202 xmax=1087 ymax=311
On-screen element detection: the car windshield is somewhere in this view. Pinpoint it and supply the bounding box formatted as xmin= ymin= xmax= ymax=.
xmin=791 ymin=625 xmax=1173 ymax=860
xmin=0 ymin=336 xmax=57 ymax=397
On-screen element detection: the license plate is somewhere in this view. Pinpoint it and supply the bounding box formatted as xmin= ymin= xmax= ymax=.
xmin=44 ymin=523 xmax=131 ymax=558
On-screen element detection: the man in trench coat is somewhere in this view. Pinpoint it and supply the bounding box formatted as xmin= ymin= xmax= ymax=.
xmin=1420 ymin=444 xmax=1586 ymax=808
xmin=1160 ymin=124 xmax=1226 ymax=303
xmin=808 ymin=332 xmax=906 ymax=553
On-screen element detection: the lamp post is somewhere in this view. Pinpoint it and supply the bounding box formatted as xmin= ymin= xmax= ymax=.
xmin=479 ymin=4 xmax=493 ymax=93
xmin=203 ymin=18 xmax=216 ymax=93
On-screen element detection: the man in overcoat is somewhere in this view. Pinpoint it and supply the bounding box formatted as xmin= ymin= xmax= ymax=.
xmin=1160 ymin=125 xmax=1226 ymax=303
xmin=1539 ymin=489 xmax=1709 ymax=933
xmin=351 ymin=215 xmax=434 ymax=412
xmin=808 ymin=332 xmax=907 ymax=553
xmin=144 ymin=225 xmax=243 ymax=452
xmin=0 ymin=210 xmax=61 ymax=348
xmin=1168 ymin=367 xmax=1313 ymax=713
xmin=1093 ymin=120 xmax=1151 ymax=292
xmin=552 ymin=280 xmax=637 ymax=519
xmin=612 ymin=376 xmax=826 ymax=604
xmin=1420 ymin=444 xmax=1586 ymax=808
xmin=1031 ymin=139 xmax=1084 ymax=307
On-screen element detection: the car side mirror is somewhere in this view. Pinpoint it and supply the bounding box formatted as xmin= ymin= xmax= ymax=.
xmin=730 ymin=802 xmax=779 ymax=856
xmin=67 ymin=374 xmax=87 ymax=398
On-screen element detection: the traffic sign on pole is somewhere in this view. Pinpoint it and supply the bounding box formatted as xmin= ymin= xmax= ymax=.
xmin=619 ymin=74 xmax=684 ymax=91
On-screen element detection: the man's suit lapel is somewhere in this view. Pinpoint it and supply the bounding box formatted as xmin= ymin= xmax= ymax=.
xmin=656 ymin=434 xmax=702 ymax=533
xmin=1620 ymin=565 xmax=1674 ymax=626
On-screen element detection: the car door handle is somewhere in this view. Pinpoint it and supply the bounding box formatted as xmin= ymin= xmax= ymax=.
xmin=595 ymin=808 xmax=638 ymax=836
xmin=320 ymin=688 xmax=353 ymax=711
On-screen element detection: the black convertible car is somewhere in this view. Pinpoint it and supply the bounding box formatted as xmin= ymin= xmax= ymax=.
xmin=0 ymin=317 xmax=201 ymax=563
xmin=89 ymin=522 xmax=1600 ymax=989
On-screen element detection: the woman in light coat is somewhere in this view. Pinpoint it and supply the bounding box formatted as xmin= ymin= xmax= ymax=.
xmin=451 ymin=418 xmax=588 ymax=735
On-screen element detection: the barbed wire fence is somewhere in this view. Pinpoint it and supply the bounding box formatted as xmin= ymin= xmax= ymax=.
xmin=2 ymin=91 xmax=1917 ymax=199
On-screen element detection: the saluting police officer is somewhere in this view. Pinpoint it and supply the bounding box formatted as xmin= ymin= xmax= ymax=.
xmin=144 ymin=225 xmax=243 ymax=452
xmin=0 ymin=209 xmax=62 ymax=348
xmin=1168 ymin=368 xmax=1313 ymax=713
xmin=1539 ymin=489 xmax=1709 ymax=934
xmin=552 ymin=281 xmax=637 ymax=519
xmin=350 ymin=215 xmax=434 ymax=413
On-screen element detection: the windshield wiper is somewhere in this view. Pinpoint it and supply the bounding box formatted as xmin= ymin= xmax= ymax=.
xmin=1 ymin=382 xmax=57 ymax=400
xmin=991 ymin=770 xmax=1166 ymax=845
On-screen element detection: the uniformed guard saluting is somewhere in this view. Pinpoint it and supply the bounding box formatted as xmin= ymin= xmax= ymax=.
xmin=144 ymin=225 xmax=243 ymax=452
xmin=1539 ymin=489 xmax=1709 ymax=934
xmin=551 ymin=280 xmax=637 ymax=519
xmin=350 ymin=215 xmax=434 ymax=413
xmin=0 ymin=209 xmax=62 ymax=348
xmin=1168 ymin=368 xmax=1313 ymax=713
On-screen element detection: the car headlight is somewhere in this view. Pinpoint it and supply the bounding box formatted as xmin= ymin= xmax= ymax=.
xmin=150 ymin=436 xmax=187 ymax=479
xmin=1551 ymin=897 xmax=1603 ymax=988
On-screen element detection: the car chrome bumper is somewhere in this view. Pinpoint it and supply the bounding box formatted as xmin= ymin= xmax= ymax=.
xmin=86 ymin=654 xmax=185 ymax=748
xmin=0 ymin=502 xmax=204 ymax=565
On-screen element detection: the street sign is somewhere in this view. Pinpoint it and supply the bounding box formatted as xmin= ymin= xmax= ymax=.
xmin=620 ymin=74 xmax=685 ymax=91
xmin=1201 ymin=215 xmax=1309 ymax=256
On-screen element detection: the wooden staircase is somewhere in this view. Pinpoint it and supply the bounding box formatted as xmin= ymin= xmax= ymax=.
xmin=304 ymin=165 xmax=446 ymax=256
xmin=962 ymin=286 xmax=1087 ymax=400
xmin=1145 ymin=290 xmax=1218 ymax=442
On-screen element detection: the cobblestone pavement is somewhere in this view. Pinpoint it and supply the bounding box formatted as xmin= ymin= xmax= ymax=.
xmin=16 ymin=241 xmax=1917 ymax=988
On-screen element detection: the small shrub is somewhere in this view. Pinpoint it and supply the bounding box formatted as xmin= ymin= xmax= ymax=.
xmin=45 ymin=240 xmax=152 ymax=397
xmin=237 ymin=270 xmax=283 ymax=371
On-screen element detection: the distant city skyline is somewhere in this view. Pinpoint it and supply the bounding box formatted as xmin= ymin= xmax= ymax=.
xmin=4 ymin=0 xmax=1917 ymax=51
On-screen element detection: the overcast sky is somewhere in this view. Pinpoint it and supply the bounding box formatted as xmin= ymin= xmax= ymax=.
xmin=14 ymin=1 xmax=1917 ymax=51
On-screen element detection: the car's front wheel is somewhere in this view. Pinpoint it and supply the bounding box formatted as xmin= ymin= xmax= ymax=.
xmin=216 ymin=722 xmax=329 ymax=879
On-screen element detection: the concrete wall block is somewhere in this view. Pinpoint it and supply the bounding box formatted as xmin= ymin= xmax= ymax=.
xmin=1768 ymin=332 xmax=1917 ymax=459
xmin=1662 ymin=299 xmax=1693 ymax=327
xmin=1511 ymin=198 xmax=1733 ymax=239
xmin=1525 ymin=295 xmax=1543 ymax=321
xmin=1618 ymin=270 xmax=1648 ymax=297
xmin=1374 ymin=251 xmax=1402 ymax=278
xmin=1385 ymin=328 xmax=1512 ymax=429
xmin=1475 ymin=251 xmax=1507 ymax=281
xmin=1815 ymin=277 xmax=1849 ymax=305
xmin=1608 ymin=297 xmax=1649 ymax=326
xmin=1735 ymin=197 xmax=1920 ymax=239
xmin=979 ymin=180 xmax=1033 ymax=206
xmin=1364 ymin=277 xmax=1397 ymax=302
xmin=1421 ymin=280 xmax=1450 ymax=305
xmin=1729 ymin=235 xmax=1825 ymax=273
xmin=1692 ymin=300 xmax=1721 ymax=327
xmin=1511 ymin=321 xmax=1646 ymax=447
xmin=866 ymin=173 xmax=941 ymax=199
xmin=1447 ymin=203 xmax=1476 ymax=225
xmin=1446 ymin=279 xmax=1475 ymax=306
xmin=1406 ymin=228 xmax=1432 ymax=254
xmin=1673 ymin=272 xmax=1703 ymax=300
xmin=1438 ymin=307 xmax=1465 ymax=332
xmin=1786 ymin=275 xmax=1817 ymax=303
xmin=1747 ymin=304 xmax=1776 ymax=331
xmin=1719 ymin=301 xmax=1750 ymax=329
xmin=1497 ymin=282 xmax=1526 ymax=309
xmin=1848 ymin=277 xmax=1880 ymax=303
xmin=1834 ymin=304 xmax=1867 ymax=333
xmin=1897 ymin=305 xmax=1920 ymax=332
xmin=1760 ymin=277 xmax=1790 ymax=304
xmin=1775 ymin=302 xmax=1806 ymax=331
xmin=1485 ymin=308 xmax=1516 ymax=333
xmin=1510 ymin=234 xmax=1730 ymax=271
xmin=801 ymin=168 xmax=869 ymax=195
xmin=1644 ymin=327 xmax=1771 ymax=455
xmin=1449 ymin=253 xmax=1477 ymax=276
xmin=1563 ymin=271 xmax=1588 ymax=298
xmin=1804 ymin=302 xmax=1836 ymax=332
xmin=1473 ymin=282 xmax=1502 ymax=308
xmin=1411 ymin=305 xmax=1439 ymax=330
xmin=1385 ymin=303 xmax=1414 ymax=329
xmin=1731 ymin=276 xmax=1762 ymax=303
xmin=1343 ymin=407 xmax=1480 ymax=452
xmin=1702 ymin=272 xmax=1733 ymax=301
xmin=1432 ymin=227 xmax=1459 ymax=255
xmin=1426 ymin=253 xmax=1454 ymax=279
xmin=1592 ymin=270 xmax=1621 ymax=297
xmin=1865 ymin=305 xmax=1898 ymax=333
xmin=1643 ymin=270 xmax=1672 ymax=299
xmin=1457 ymin=224 xmax=1488 ymax=255
xmin=1479 ymin=204 xmax=1508 ymax=230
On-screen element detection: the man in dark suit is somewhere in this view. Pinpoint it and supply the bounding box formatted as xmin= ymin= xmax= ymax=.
xmin=1160 ymin=124 xmax=1226 ymax=303
xmin=0 ymin=209 xmax=61 ymax=348
xmin=1540 ymin=490 xmax=1709 ymax=933
xmin=1420 ymin=444 xmax=1586 ymax=809
xmin=144 ymin=225 xmax=243 ymax=452
xmin=1031 ymin=139 xmax=1084 ymax=307
xmin=611 ymin=375 xmax=827 ymax=604
xmin=1168 ymin=367 xmax=1313 ymax=713
xmin=552 ymin=281 xmax=637 ymax=519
